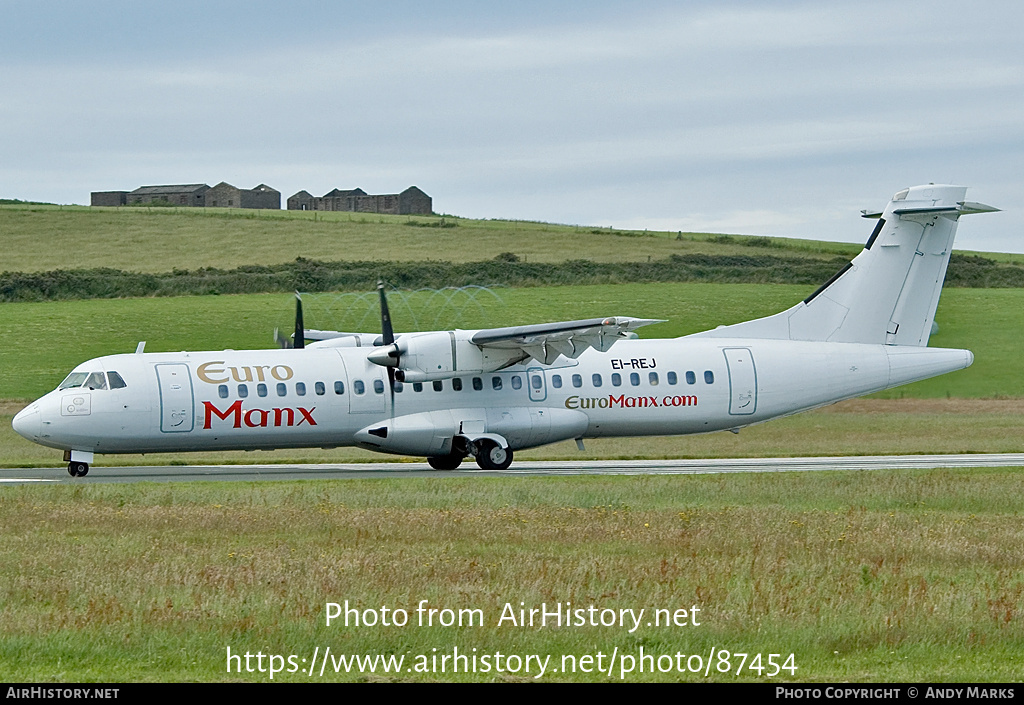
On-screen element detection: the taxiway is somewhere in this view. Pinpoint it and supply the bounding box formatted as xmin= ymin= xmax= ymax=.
xmin=1 ymin=454 xmax=1023 ymax=485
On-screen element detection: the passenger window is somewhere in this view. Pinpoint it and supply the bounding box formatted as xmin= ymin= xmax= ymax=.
xmin=531 ymin=375 xmax=543 ymax=390
xmin=511 ymin=376 xmax=522 ymax=390
xmin=472 ymin=377 xmax=483 ymax=391
xmin=432 ymin=380 xmax=443 ymax=392
xmin=704 ymin=370 xmax=715 ymax=384
xmin=572 ymin=374 xmax=582 ymax=388
xmin=333 ymin=381 xmax=344 ymax=394
xmin=85 ymin=372 xmax=107 ymax=390
xmin=107 ymin=371 xmax=127 ymax=389
xmin=316 ymin=382 xmax=326 ymax=395
xmin=611 ymin=373 xmax=621 ymax=387
xmin=630 ymin=372 xmax=640 ymax=386
xmin=218 ymin=384 xmax=229 ymax=399
xmin=374 ymin=380 xmax=385 ymax=394
xmin=551 ymin=375 xmax=562 ymax=389
xmin=354 ymin=380 xmax=365 ymax=395
xmin=413 ymin=382 xmax=423 ymax=392
xmin=492 ymin=377 xmax=503 ymax=390
xmin=257 ymin=383 xmax=268 ymax=397
xmin=238 ymin=384 xmax=248 ymax=398
xmin=592 ymin=373 xmax=602 ymax=387
xmin=686 ymin=371 xmax=696 ymax=385
xmin=295 ymin=382 xmax=306 ymax=396
xmin=277 ymin=382 xmax=288 ymax=396
xmin=649 ymin=372 xmax=659 ymax=386
xmin=394 ymin=381 xmax=404 ymax=392
xmin=667 ymin=371 xmax=677 ymax=385
xmin=452 ymin=378 xmax=463 ymax=391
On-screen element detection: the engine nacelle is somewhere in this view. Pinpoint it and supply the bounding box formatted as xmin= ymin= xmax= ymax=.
xmin=367 ymin=331 xmax=524 ymax=382
xmin=354 ymin=409 xmax=462 ymax=456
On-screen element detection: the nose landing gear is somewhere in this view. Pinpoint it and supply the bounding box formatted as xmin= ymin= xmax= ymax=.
xmin=63 ymin=450 xmax=94 ymax=477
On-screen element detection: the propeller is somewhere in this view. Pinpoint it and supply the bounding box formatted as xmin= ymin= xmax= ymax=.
xmin=273 ymin=293 xmax=305 ymax=349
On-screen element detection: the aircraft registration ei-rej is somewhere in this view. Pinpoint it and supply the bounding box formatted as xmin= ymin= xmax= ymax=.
xmin=13 ymin=184 xmax=998 ymax=476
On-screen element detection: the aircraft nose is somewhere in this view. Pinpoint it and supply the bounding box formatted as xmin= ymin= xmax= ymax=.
xmin=12 ymin=405 xmax=41 ymax=440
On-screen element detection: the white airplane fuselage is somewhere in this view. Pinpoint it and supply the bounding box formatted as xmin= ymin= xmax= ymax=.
xmin=13 ymin=337 xmax=972 ymax=457
xmin=10 ymin=184 xmax=996 ymax=474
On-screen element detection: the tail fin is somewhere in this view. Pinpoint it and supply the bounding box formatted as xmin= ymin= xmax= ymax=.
xmin=693 ymin=184 xmax=998 ymax=346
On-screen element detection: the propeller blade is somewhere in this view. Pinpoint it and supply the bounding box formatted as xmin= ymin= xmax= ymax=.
xmin=273 ymin=328 xmax=292 ymax=349
xmin=378 ymin=281 xmax=394 ymax=346
xmin=377 ymin=281 xmax=397 ymax=406
xmin=293 ymin=294 xmax=305 ymax=350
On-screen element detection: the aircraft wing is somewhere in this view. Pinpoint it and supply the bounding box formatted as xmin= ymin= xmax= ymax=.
xmin=470 ymin=316 xmax=663 ymax=365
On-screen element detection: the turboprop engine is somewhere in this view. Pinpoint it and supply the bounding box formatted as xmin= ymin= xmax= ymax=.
xmin=366 ymin=330 xmax=525 ymax=383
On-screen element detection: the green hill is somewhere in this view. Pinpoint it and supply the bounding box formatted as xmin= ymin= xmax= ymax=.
xmin=2 ymin=204 xmax=1024 ymax=302
xmin=0 ymin=203 xmax=874 ymax=273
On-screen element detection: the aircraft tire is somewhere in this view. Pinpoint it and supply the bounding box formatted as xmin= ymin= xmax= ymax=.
xmin=475 ymin=442 xmax=513 ymax=471
xmin=68 ymin=462 xmax=89 ymax=477
xmin=427 ymin=454 xmax=463 ymax=471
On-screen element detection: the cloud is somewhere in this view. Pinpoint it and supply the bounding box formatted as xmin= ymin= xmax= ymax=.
xmin=1 ymin=1 xmax=1022 ymax=250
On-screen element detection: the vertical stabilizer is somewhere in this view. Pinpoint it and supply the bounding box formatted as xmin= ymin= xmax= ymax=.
xmin=692 ymin=185 xmax=997 ymax=346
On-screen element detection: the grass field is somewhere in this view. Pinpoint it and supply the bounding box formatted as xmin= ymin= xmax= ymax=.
xmin=1 ymin=469 xmax=1021 ymax=681
xmin=1 ymin=283 xmax=1021 ymax=401
xmin=0 ymin=204 xmax=871 ymax=274
xmin=6 ymin=203 xmax=1024 ymax=273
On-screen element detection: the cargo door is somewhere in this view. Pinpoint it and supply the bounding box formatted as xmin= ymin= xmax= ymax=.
xmin=156 ymin=364 xmax=194 ymax=432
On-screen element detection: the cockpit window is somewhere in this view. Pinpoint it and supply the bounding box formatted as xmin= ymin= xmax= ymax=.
xmin=60 ymin=371 xmax=127 ymax=391
xmin=85 ymin=372 xmax=108 ymax=390
xmin=58 ymin=372 xmax=89 ymax=390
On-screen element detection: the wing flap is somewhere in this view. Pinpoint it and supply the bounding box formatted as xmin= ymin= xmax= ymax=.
xmin=470 ymin=316 xmax=663 ymax=363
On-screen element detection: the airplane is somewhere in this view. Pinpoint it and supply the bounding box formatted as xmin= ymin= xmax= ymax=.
xmin=12 ymin=184 xmax=999 ymax=477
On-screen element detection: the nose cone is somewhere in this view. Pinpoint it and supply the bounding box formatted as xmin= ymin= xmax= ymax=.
xmin=12 ymin=405 xmax=41 ymax=441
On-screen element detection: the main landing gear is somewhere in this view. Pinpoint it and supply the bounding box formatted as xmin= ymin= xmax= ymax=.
xmin=427 ymin=454 xmax=463 ymax=471
xmin=426 ymin=439 xmax=515 ymax=471
xmin=68 ymin=462 xmax=89 ymax=477
xmin=473 ymin=440 xmax=513 ymax=471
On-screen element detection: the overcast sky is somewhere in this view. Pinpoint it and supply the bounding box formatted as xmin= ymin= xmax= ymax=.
xmin=2 ymin=0 xmax=1022 ymax=252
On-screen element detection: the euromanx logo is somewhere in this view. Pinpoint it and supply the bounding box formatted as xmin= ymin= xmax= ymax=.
xmin=564 ymin=394 xmax=697 ymax=410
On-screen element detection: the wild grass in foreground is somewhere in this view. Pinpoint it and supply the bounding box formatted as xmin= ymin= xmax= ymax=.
xmin=1 ymin=469 xmax=1022 ymax=681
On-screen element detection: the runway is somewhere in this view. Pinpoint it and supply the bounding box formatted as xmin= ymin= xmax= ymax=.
xmin=2 ymin=453 xmax=1023 ymax=485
